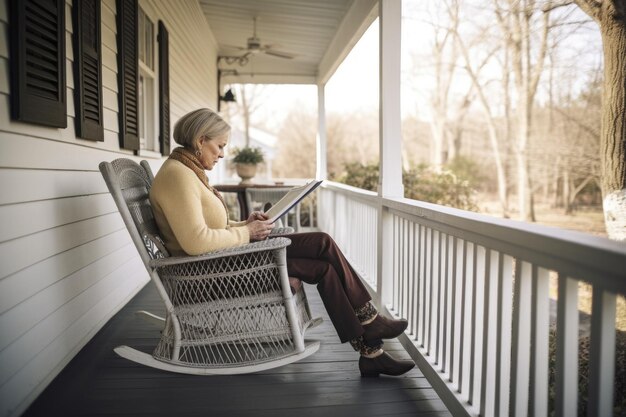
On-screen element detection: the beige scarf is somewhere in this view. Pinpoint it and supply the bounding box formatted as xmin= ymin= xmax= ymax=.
xmin=168 ymin=147 xmax=229 ymax=215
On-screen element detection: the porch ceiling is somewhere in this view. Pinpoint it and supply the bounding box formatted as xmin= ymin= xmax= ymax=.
xmin=199 ymin=0 xmax=378 ymax=85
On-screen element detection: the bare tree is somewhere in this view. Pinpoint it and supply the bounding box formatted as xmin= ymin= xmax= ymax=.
xmin=272 ymin=109 xmax=317 ymax=178
xmin=429 ymin=2 xmax=457 ymax=171
xmin=422 ymin=0 xmax=476 ymax=170
xmin=493 ymin=0 xmax=557 ymax=222
xmin=455 ymin=28 xmax=512 ymax=217
xmin=231 ymin=84 xmax=270 ymax=147
xmin=573 ymin=0 xmax=626 ymax=240
xmin=273 ymin=110 xmax=379 ymax=180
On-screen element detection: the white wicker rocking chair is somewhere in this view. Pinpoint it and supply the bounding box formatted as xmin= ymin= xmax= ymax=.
xmin=99 ymin=158 xmax=322 ymax=375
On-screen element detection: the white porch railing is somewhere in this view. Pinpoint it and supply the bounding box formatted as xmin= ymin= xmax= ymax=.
xmin=318 ymin=181 xmax=626 ymax=417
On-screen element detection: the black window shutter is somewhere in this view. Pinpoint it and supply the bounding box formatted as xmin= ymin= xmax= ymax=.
xmin=9 ymin=0 xmax=67 ymax=128
xmin=116 ymin=0 xmax=139 ymax=150
xmin=73 ymin=0 xmax=104 ymax=141
xmin=158 ymin=21 xmax=170 ymax=155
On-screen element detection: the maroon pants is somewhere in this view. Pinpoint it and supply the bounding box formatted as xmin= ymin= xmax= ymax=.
xmin=279 ymin=232 xmax=371 ymax=343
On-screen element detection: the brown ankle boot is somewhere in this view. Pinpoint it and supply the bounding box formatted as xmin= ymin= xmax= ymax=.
xmin=359 ymin=352 xmax=415 ymax=377
xmin=362 ymin=315 xmax=408 ymax=341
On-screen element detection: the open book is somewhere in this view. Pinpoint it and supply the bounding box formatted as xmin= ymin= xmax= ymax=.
xmin=264 ymin=180 xmax=323 ymax=223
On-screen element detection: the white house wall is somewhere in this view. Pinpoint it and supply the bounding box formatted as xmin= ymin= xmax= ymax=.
xmin=0 ymin=1 xmax=220 ymax=416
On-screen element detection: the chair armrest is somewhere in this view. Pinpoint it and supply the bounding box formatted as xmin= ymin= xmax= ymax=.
xmin=271 ymin=226 xmax=294 ymax=235
xmin=148 ymin=237 xmax=292 ymax=269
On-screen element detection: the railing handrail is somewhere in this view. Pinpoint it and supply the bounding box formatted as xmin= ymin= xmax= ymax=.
xmin=322 ymin=180 xmax=378 ymax=202
xmin=322 ymin=181 xmax=626 ymax=294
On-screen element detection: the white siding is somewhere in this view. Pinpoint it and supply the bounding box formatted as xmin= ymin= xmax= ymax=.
xmin=0 ymin=1 xmax=220 ymax=416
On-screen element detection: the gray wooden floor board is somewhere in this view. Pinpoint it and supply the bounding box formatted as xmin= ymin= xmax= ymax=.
xmin=24 ymin=282 xmax=451 ymax=417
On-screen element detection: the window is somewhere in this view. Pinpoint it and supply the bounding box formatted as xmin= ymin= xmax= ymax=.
xmin=73 ymin=0 xmax=104 ymax=141
xmin=9 ymin=0 xmax=67 ymax=127
xmin=116 ymin=0 xmax=169 ymax=154
xmin=137 ymin=7 xmax=157 ymax=151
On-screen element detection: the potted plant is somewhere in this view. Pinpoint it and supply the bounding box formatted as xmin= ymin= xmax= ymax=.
xmin=231 ymin=146 xmax=264 ymax=184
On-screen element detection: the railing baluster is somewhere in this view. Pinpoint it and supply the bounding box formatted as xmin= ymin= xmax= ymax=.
xmin=440 ymin=233 xmax=448 ymax=371
xmin=370 ymin=207 xmax=377 ymax=288
xmin=425 ymin=227 xmax=433 ymax=354
xmin=402 ymin=218 xmax=409 ymax=319
xmin=452 ymin=238 xmax=465 ymax=390
xmin=496 ymin=254 xmax=513 ymax=416
xmin=418 ymin=225 xmax=426 ymax=347
xmin=392 ymin=215 xmax=399 ymax=313
xmin=407 ymin=220 xmax=413 ymax=320
xmin=444 ymin=234 xmax=454 ymax=377
xmin=555 ymin=274 xmax=579 ymax=417
xmin=463 ymin=242 xmax=475 ymax=403
xmin=397 ymin=217 xmax=402 ymax=316
xmin=511 ymin=260 xmax=532 ymax=417
xmin=531 ymin=267 xmax=550 ymax=417
xmin=480 ymin=249 xmax=495 ymax=416
xmin=472 ymin=245 xmax=486 ymax=410
xmin=393 ymin=215 xmax=399 ymax=314
xmin=408 ymin=222 xmax=416 ymax=339
xmin=433 ymin=230 xmax=441 ymax=365
xmin=588 ymin=288 xmax=617 ymax=417
xmin=413 ymin=223 xmax=422 ymax=342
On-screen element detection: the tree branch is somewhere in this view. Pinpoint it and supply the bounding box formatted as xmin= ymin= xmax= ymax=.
xmin=572 ymin=0 xmax=602 ymax=22
xmin=553 ymin=106 xmax=601 ymax=138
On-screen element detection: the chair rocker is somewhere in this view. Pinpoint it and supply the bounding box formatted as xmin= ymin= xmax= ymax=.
xmin=99 ymin=158 xmax=322 ymax=375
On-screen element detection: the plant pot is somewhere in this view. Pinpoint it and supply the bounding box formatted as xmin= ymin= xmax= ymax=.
xmin=236 ymin=163 xmax=257 ymax=184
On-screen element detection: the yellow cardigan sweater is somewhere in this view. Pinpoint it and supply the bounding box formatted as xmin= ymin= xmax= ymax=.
xmin=149 ymin=159 xmax=250 ymax=256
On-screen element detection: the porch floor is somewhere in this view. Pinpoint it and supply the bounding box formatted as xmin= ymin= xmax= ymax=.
xmin=24 ymin=282 xmax=451 ymax=417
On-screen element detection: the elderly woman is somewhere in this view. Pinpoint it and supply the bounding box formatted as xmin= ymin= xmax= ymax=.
xmin=150 ymin=108 xmax=415 ymax=377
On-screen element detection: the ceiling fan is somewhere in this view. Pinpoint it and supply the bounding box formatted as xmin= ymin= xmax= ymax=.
xmin=220 ymin=17 xmax=295 ymax=66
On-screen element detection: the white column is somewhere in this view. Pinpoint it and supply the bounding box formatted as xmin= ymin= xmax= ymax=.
xmin=316 ymin=84 xmax=328 ymax=180
xmin=378 ymin=0 xmax=403 ymax=198
xmin=376 ymin=0 xmax=403 ymax=309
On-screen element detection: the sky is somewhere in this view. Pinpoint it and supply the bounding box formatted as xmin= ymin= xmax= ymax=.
xmin=230 ymin=0 xmax=603 ymax=134
xmin=233 ymin=19 xmax=381 ymax=132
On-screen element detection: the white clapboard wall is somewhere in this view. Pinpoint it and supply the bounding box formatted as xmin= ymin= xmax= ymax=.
xmin=0 ymin=0 xmax=220 ymax=415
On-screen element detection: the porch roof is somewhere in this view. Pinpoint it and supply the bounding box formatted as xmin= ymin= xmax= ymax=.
xmin=200 ymin=0 xmax=378 ymax=85
xmin=23 ymin=282 xmax=451 ymax=417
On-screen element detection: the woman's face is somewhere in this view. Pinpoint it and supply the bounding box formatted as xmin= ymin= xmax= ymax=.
xmin=198 ymin=133 xmax=228 ymax=170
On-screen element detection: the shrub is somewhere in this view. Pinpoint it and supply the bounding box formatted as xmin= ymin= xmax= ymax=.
xmin=403 ymin=164 xmax=478 ymax=211
xmin=336 ymin=162 xmax=379 ymax=192
xmin=547 ymin=328 xmax=626 ymax=416
xmin=334 ymin=162 xmax=478 ymax=211
xmin=445 ymin=156 xmax=489 ymax=191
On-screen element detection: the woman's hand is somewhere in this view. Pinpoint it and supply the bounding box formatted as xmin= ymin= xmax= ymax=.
xmin=247 ymin=219 xmax=274 ymax=241
xmin=246 ymin=211 xmax=269 ymax=224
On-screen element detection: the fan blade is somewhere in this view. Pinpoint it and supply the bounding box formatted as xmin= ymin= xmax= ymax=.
xmin=263 ymin=49 xmax=295 ymax=59
xmin=221 ymin=44 xmax=247 ymax=51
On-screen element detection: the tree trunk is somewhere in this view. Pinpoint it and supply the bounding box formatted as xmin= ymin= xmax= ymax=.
xmin=455 ymin=27 xmax=509 ymax=217
xmin=574 ymin=0 xmax=626 ymax=240
xmin=429 ymin=117 xmax=446 ymax=172
xmin=516 ymin=103 xmax=536 ymax=221
xmin=499 ymin=0 xmax=549 ymax=222
xmin=600 ymin=20 xmax=626 ymax=240
xmin=487 ymin=122 xmax=510 ymax=217
xmin=236 ymin=85 xmax=252 ymax=148
xmin=552 ymin=158 xmax=561 ymax=208
xmin=446 ymin=88 xmax=472 ymax=161
xmin=563 ymin=168 xmax=572 ymax=214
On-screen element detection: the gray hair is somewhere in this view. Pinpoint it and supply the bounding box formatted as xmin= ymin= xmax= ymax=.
xmin=173 ymin=108 xmax=231 ymax=150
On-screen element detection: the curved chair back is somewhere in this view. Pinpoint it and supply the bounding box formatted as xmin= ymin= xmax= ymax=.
xmin=99 ymin=159 xmax=169 ymax=271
